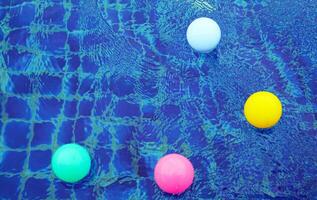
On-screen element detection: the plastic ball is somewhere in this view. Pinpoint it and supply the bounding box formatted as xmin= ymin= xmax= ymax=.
xmin=51 ymin=143 xmax=91 ymax=183
xmin=154 ymin=153 xmax=194 ymax=195
xmin=186 ymin=17 xmax=221 ymax=53
xmin=244 ymin=91 xmax=283 ymax=129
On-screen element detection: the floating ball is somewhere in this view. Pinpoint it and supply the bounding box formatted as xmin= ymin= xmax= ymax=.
xmin=244 ymin=91 xmax=283 ymax=129
xmin=154 ymin=153 xmax=194 ymax=195
xmin=51 ymin=143 xmax=91 ymax=183
xmin=186 ymin=17 xmax=221 ymax=53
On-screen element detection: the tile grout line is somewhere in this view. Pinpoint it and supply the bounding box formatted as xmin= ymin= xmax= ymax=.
xmin=47 ymin=2 xmax=73 ymax=194
xmin=17 ymin=92 xmax=38 ymax=199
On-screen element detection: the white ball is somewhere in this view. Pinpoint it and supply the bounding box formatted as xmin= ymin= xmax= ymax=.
xmin=186 ymin=17 xmax=221 ymax=53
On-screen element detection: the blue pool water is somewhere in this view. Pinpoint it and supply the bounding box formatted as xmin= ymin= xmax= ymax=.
xmin=0 ymin=0 xmax=317 ymax=199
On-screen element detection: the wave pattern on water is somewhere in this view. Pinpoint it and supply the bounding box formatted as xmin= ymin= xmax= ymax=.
xmin=0 ymin=0 xmax=316 ymax=199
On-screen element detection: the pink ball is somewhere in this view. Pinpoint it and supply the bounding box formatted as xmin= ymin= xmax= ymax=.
xmin=154 ymin=153 xmax=194 ymax=195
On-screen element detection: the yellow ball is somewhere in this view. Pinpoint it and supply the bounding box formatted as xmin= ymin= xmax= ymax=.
xmin=244 ymin=91 xmax=282 ymax=129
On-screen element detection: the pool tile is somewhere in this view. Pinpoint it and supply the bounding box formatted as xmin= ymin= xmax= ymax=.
xmin=5 ymin=97 xmax=31 ymax=120
xmin=0 ymin=175 xmax=20 ymax=199
xmin=39 ymin=75 xmax=62 ymax=95
xmin=0 ymin=1 xmax=10 ymax=7
xmin=97 ymin=128 xmax=112 ymax=146
xmin=37 ymin=98 xmax=63 ymax=120
xmin=114 ymin=100 xmax=140 ymax=117
xmin=70 ymin=0 xmax=80 ymax=4
xmin=78 ymin=77 xmax=95 ymax=95
xmin=137 ymin=157 xmax=149 ymax=177
xmin=78 ymin=100 xmax=93 ymax=116
xmin=7 ymin=28 xmax=30 ymax=45
xmin=67 ymin=9 xmax=79 ymax=31
xmin=63 ymin=100 xmax=78 ymax=118
xmin=94 ymin=95 xmax=111 ymax=116
xmin=104 ymin=179 xmax=137 ymax=199
xmin=9 ymin=4 xmax=35 ymax=28
xmin=82 ymin=56 xmax=98 ymax=74
xmin=64 ymin=74 xmax=79 ymax=95
xmin=39 ymin=31 xmax=67 ymax=54
xmin=67 ymin=34 xmax=80 ymax=52
xmin=43 ymin=4 xmax=65 ymax=25
xmin=165 ymin=125 xmax=182 ymax=144
xmin=142 ymin=104 xmax=156 ymax=118
xmin=68 ymin=55 xmax=81 ymax=72
xmin=10 ymin=74 xmax=32 ymax=94
xmin=58 ymin=120 xmax=74 ymax=144
xmin=74 ymin=117 xmax=92 ymax=142
xmin=122 ymin=10 xmax=132 ymax=21
xmin=75 ymin=185 xmax=95 ymax=200
xmin=50 ymin=56 xmax=66 ymax=71
xmin=94 ymin=148 xmax=111 ymax=172
xmin=134 ymin=11 xmax=146 ymax=24
xmin=139 ymin=77 xmax=158 ymax=98
xmin=23 ymin=178 xmax=50 ymax=200
xmin=9 ymin=0 xmax=33 ymax=6
xmin=107 ymin=9 xmax=119 ymax=23
xmin=139 ymin=179 xmax=155 ymax=198
xmin=29 ymin=150 xmax=51 ymax=171
xmin=4 ymin=121 xmax=30 ymax=148
xmin=31 ymin=122 xmax=54 ymax=146
xmin=4 ymin=48 xmax=32 ymax=70
xmin=0 ymin=151 xmax=26 ymax=173
xmin=110 ymin=76 xmax=135 ymax=97
xmin=54 ymin=181 xmax=72 ymax=199
xmin=0 ymin=27 xmax=3 ymax=41
xmin=115 ymin=125 xmax=135 ymax=144
xmin=113 ymin=151 xmax=133 ymax=172
xmin=161 ymin=104 xmax=180 ymax=118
